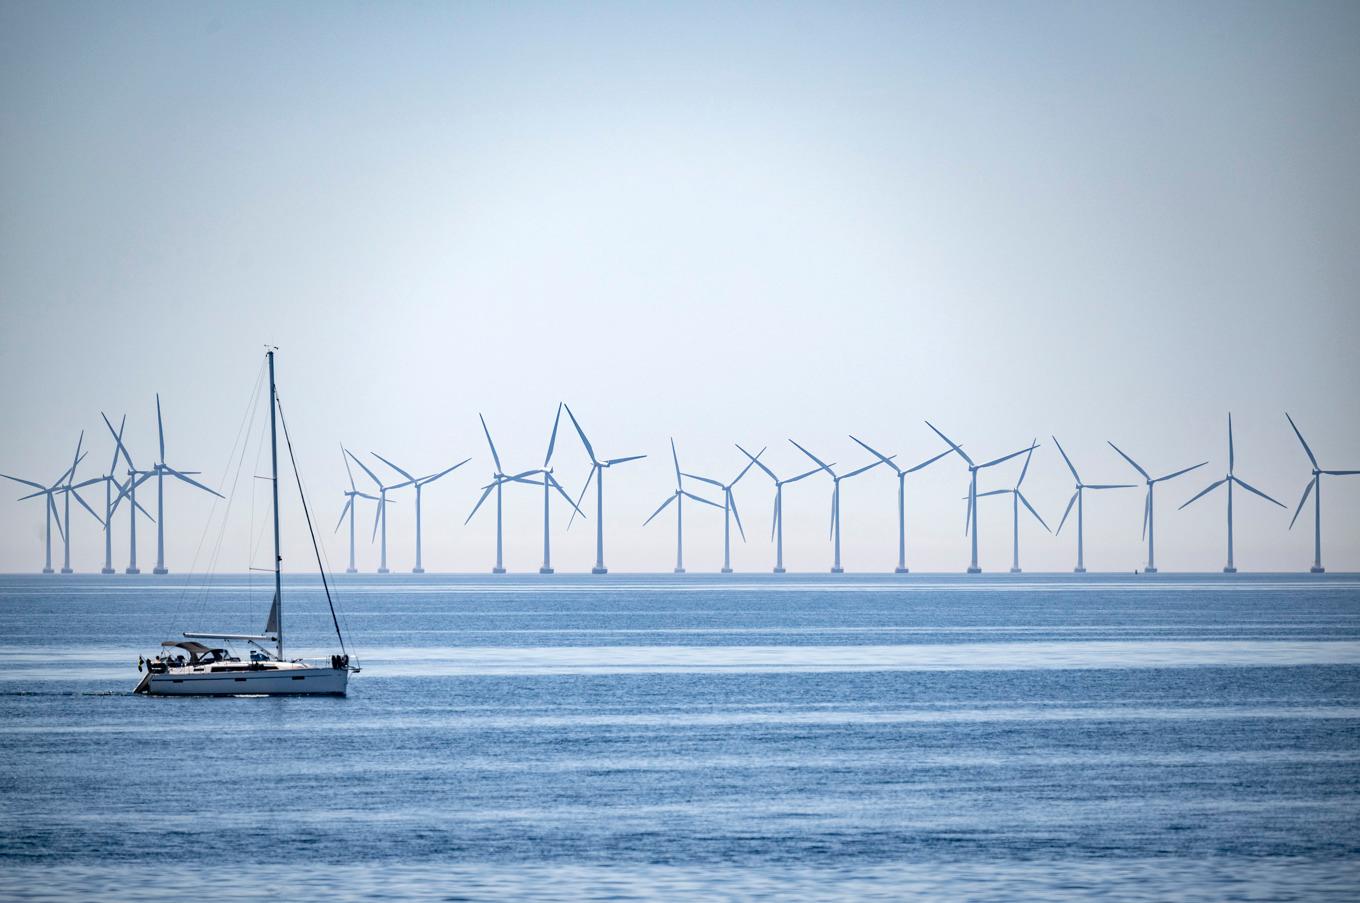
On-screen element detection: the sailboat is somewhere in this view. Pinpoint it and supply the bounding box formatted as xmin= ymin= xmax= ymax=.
xmin=134 ymin=350 xmax=357 ymax=696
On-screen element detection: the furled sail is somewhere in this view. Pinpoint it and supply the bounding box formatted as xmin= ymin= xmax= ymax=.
xmin=264 ymin=591 xmax=280 ymax=635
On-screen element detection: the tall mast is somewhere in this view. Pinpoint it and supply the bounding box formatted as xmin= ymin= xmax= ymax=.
xmin=268 ymin=349 xmax=283 ymax=661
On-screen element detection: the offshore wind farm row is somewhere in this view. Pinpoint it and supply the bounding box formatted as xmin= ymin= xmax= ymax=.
xmin=3 ymin=400 xmax=1354 ymax=577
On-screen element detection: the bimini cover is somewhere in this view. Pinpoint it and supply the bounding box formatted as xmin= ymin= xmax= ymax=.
xmin=161 ymin=640 xmax=212 ymax=656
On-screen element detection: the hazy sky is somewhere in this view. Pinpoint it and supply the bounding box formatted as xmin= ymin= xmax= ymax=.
xmin=2 ymin=0 xmax=1358 ymax=574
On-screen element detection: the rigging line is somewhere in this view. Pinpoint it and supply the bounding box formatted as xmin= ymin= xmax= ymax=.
xmin=170 ymin=359 xmax=266 ymax=636
xmin=298 ymin=445 xmax=357 ymax=660
xmin=188 ymin=360 xmax=265 ymax=631
xmin=274 ymin=392 xmax=348 ymax=657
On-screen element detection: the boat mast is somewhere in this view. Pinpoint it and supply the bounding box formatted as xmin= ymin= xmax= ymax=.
xmin=268 ymin=349 xmax=283 ymax=661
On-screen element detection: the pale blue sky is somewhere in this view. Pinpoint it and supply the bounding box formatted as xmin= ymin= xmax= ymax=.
xmin=2 ymin=0 xmax=1357 ymax=573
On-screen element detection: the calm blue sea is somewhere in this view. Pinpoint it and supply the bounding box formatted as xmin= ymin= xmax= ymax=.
xmin=1 ymin=572 xmax=1358 ymax=901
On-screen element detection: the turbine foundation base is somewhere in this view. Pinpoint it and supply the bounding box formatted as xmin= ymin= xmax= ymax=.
xmin=966 ymin=566 xmax=981 ymax=574
xmin=41 ymin=568 xmax=54 ymax=575
xmin=539 ymin=567 xmax=554 ymax=575
xmin=830 ymin=567 xmax=844 ymax=574
xmin=592 ymin=567 xmax=608 ymax=575
xmin=1311 ymin=566 xmax=1325 ymax=574
xmin=412 ymin=568 xmax=424 ymax=574
xmin=492 ymin=567 xmax=506 ymax=575
xmin=894 ymin=567 xmax=909 ymax=574
xmin=1009 ymin=567 xmax=1022 ymax=574
xmin=345 ymin=568 xmax=357 ymax=574
xmin=773 ymin=567 xmax=786 ymax=574
xmin=720 ymin=567 xmax=733 ymax=574
xmin=1073 ymin=567 xmax=1086 ymax=574
xmin=1143 ymin=567 xmax=1157 ymax=574
xmin=673 ymin=568 xmax=685 ymax=575
xmin=125 ymin=568 xmax=139 ymax=575
xmin=377 ymin=567 xmax=389 ymax=575
xmin=101 ymin=568 xmax=115 ymax=575
xmin=1222 ymin=566 xmax=1237 ymax=574
xmin=153 ymin=567 xmax=168 ymax=575
xmin=60 ymin=568 xmax=73 ymax=574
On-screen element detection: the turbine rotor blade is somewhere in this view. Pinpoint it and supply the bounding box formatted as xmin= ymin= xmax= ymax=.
xmin=1233 ymin=476 xmax=1285 ymax=508
xmin=730 ymin=489 xmax=746 ymax=542
xmin=737 ymin=443 xmax=778 ymax=482
xmin=1289 ymin=478 xmax=1315 ymax=530
xmin=465 ymin=484 xmax=494 ymax=524
xmin=345 ymin=449 xmax=383 ymax=488
xmin=567 ymin=466 xmax=597 ymax=530
xmin=372 ymin=452 xmax=416 ymax=483
xmin=1179 ymin=478 xmax=1227 ymax=510
xmin=979 ymin=445 xmax=1036 ymax=470
xmin=335 ymin=497 xmax=353 ymax=533
xmin=643 ymin=493 xmax=676 ymax=526
xmin=1284 ymin=413 xmax=1318 ymax=469
xmin=1154 ymin=462 xmax=1207 ymax=483
xmin=1051 ymin=436 xmax=1080 ymax=483
xmin=788 ymin=439 xmax=832 ymax=474
xmin=1107 ymin=441 xmax=1150 ymax=481
xmin=682 ymin=472 xmax=724 ymax=488
xmin=162 ymin=465 xmax=224 ymax=498
xmin=924 ymin=421 xmax=972 ymax=466
xmin=682 ymin=490 xmax=722 ymax=509
xmin=1018 ymin=491 xmax=1050 ymax=532
xmin=479 ymin=413 xmax=502 ymax=473
xmin=545 ymin=403 xmax=563 ymax=467
xmin=1141 ymin=490 xmax=1150 ymax=540
xmin=1056 ymin=490 xmax=1079 ymax=534
xmin=849 ymin=435 xmax=901 ymax=474
xmin=606 ymin=455 xmax=645 ymax=466
xmin=563 ymin=404 xmax=597 ymax=465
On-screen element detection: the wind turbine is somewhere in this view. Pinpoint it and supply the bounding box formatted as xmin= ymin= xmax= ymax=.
xmin=973 ymin=442 xmax=1048 ymax=573
xmin=1052 ymin=437 xmax=1134 ymax=574
xmin=789 ymin=440 xmax=884 ymax=574
xmin=374 ymin=451 xmax=470 ymax=574
xmin=737 ymin=445 xmax=822 ymax=573
xmin=345 ymin=448 xmax=402 ymax=574
xmin=142 ymin=394 xmax=222 ymax=574
xmin=849 ymin=435 xmax=958 ymax=573
xmin=1 ymin=456 xmax=80 ymax=574
xmin=336 ymin=447 xmax=380 ymax=574
xmin=926 ymin=422 xmax=1036 ymax=574
xmin=514 ymin=404 xmax=588 ymax=574
xmin=1179 ymin=414 xmax=1285 ymax=574
xmin=49 ymin=433 xmax=104 ymax=573
xmin=1107 ymin=441 xmax=1206 ymax=574
xmin=466 ymin=414 xmax=541 ymax=574
xmin=1284 ymin=413 xmax=1358 ymax=574
xmin=563 ymin=404 xmax=645 ymax=574
xmin=643 ymin=439 xmax=722 ymax=574
xmin=78 ymin=413 xmax=153 ymax=574
xmin=107 ymin=415 xmax=156 ymax=574
xmin=683 ymin=447 xmax=764 ymax=573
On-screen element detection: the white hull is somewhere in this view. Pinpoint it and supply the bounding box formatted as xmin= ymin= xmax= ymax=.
xmin=142 ymin=666 xmax=349 ymax=696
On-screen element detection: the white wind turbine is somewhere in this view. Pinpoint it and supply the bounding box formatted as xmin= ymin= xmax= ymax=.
xmin=1053 ymin=437 xmax=1135 ymax=574
xmin=2 ymin=454 xmax=81 ymax=575
xmin=134 ymin=394 xmax=223 ymax=575
xmin=563 ymin=404 xmax=645 ymax=574
xmin=1283 ymin=412 xmax=1357 ymax=574
xmin=1107 ymin=441 xmax=1206 ymax=574
xmin=682 ymin=447 xmax=764 ymax=573
xmin=336 ymin=448 xmax=380 ymax=574
xmin=79 ymin=413 xmax=153 ymax=574
xmin=926 ymin=422 xmax=1036 ymax=574
xmin=643 ymin=439 xmax=722 ymax=574
xmin=511 ymin=404 xmax=586 ymax=574
xmin=789 ymin=440 xmax=885 ymax=574
xmin=737 ymin=445 xmax=822 ymax=574
xmin=1179 ymin=414 xmax=1285 ymax=574
xmin=374 ymin=452 xmax=469 ymax=574
xmin=107 ymin=416 xmax=157 ymax=574
xmin=973 ymin=441 xmax=1048 ymax=573
xmin=345 ymin=448 xmax=402 ymax=574
xmin=466 ymin=413 xmax=541 ymax=574
xmin=51 ymin=433 xmax=104 ymax=574
xmin=849 ymin=434 xmax=958 ymax=573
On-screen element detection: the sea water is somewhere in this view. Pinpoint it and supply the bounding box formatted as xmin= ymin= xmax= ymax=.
xmin=1 ymin=572 xmax=1358 ymax=900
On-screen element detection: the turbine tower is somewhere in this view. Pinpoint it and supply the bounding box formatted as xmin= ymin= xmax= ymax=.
xmin=1284 ymin=412 xmax=1358 ymax=574
xmin=2 ymin=457 xmax=79 ymax=574
xmin=108 ymin=417 xmax=156 ymax=574
xmin=147 ymin=394 xmax=222 ymax=574
xmin=789 ymin=440 xmax=884 ymax=574
xmin=1107 ymin=441 xmax=1206 ymax=574
xmin=1179 ymin=414 xmax=1285 ymax=574
xmin=737 ymin=445 xmax=821 ymax=574
xmin=973 ymin=442 xmax=1048 ymax=573
xmin=683 ymin=447 xmax=764 ymax=573
xmin=51 ymin=433 xmax=104 ymax=573
xmin=345 ymin=449 xmax=402 ymax=574
xmin=643 ymin=439 xmax=721 ymax=574
xmin=1053 ymin=437 xmax=1135 ymax=574
xmin=466 ymin=414 xmax=540 ymax=574
xmin=336 ymin=447 xmax=380 ymax=574
xmin=374 ymin=451 xmax=469 ymax=574
xmin=926 ymin=422 xmax=1035 ymax=574
xmin=849 ymin=434 xmax=958 ymax=573
xmin=524 ymin=404 xmax=588 ymax=574
xmin=563 ymin=404 xmax=645 ymax=574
